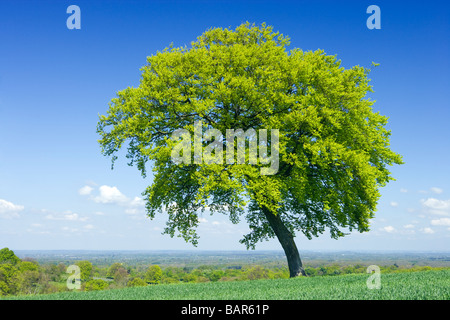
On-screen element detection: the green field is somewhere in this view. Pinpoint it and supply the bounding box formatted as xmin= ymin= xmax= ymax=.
xmin=4 ymin=269 xmax=449 ymax=300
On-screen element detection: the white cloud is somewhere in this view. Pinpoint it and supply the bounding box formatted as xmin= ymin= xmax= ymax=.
xmin=0 ymin=199 xmax=24 ymax=218
xmin=390 ymin=201 xmax=399 ymax=207
xmin=125 ymin=197 xmax=146 ymax=215
xmin=84 ymin=185 xmax=146 ymax=216
xmin=400 ymin=188 xmax=408 ymax=193
xmin=431 ymin=217 xmax=450 ymax=226
xmin=129 ymin=196 xmax=145 ymax=207
xmin=421 ymin=198 xmax=450 ymax=216
xmin=421 ymin=227 xmax=435 ymax=234
xmin=84 ymin=224 xmax=94 ymax=230
xmin=93 ymin=185 xmax=129 ymax=204
xmin=382 ymin=226 xmax=396 ymax=233
xmin=403 ymin=224 xmax=415 ymax=229
xmin=431 ymin=187 xmax=443 ymax=194
xmin=197 ymin=218 xmax=241 ymax=235
xmin=125 ymin=208 xmax=141 ymax=215
xmin=61 ymin=226 xmax=79 ymax=233
xmin=31 ymin=223 xmax=43 ymax=228
xmin=78 ymin=185 xmax=94 ymax=196
xmin=46 ymin=211 xmax=88 ymax=222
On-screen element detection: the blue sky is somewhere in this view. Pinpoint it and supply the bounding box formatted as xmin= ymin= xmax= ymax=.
xmin=0 ymin=0 xmax=449 ymax=251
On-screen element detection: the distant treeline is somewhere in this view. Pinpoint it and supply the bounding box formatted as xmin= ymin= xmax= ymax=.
xmin=1 ymin=247 xmax=448 ymax=296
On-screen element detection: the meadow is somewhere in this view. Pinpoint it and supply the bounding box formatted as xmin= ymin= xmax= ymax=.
xmin=5 ymin=269 xmax=449 ymax=300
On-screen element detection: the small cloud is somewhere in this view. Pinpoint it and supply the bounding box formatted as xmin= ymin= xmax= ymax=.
xmin=46 ymin=211 xmax=88 ymax=222
xmin=61 ymin=226 xmax=79 ymax=233
xmin=382 ymin=226 xmax=396 ymax=233
xmin=87 ymin=185 xmax=146 ymax=216
xmin=129 ymin=196 xmax=145 ymax=207
xmin=0 ymin=199 xmax=24 ymax=219
xmin=390 ymin=201 xmax=399 ymax=207
xmin=83 ymin=224 xmax=94 ymax=230
xmin=94 ymin=211 xmax=105 ymax=216
xmin=78 ymin=185 xmax=93 ymax=196
xmin=125 ymin=208 xmax=140 ymax=215
xmin=421 ymin=198 xmax=450 ymax=216
xmin=421 ymin=227 xmax=435 ymax=234
xmin=403 ymin=224 xmax=415 ymax=229
xmin=212 ymin=221 xmax=221 ymax=225
xmin=400 ymin=188 xmax=408 ymax=193
xmin=93 ymin=185 xmax=129 ymax=204
xmin=198 ymin=217 xmax=208 ymax=223
xmin=431 ymin=187 xmax=443 ymax=194
xmin=125 ymin=197 xmax=145 ymax=215
xmin=431 ymin=217 xmax=450 ymax=226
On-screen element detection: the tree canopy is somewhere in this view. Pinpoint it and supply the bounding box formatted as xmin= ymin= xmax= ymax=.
xmin=97 ymin=22 xmax=403 ymax=276
xmin=0 ymin=248 xmax=20 ymax=265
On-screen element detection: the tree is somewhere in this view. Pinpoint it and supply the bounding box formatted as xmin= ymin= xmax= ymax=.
xmin=97 ymin=22 xmax=403 ymax=277
xmin=0 ymin=263 xmax=20 ymax=296
xmin=18 ymin=261 xmax=39 ymax=272
xmin=145 ymin=265 xmax=163 ymax=284
xmin=107 ymin=262 xmax=124 ymax=278
xmin=127 ymin=277 xmax=147 ymax=287
xmin=245 ymin=266 xmax=270 ymax=280
xmin=76 ymin=260 xmax=93 ymax=281
xmin=0 ymin=248 xmax=20 ymax=265
xmin=208 ymin=270 xmax=224 ymax=282
xmin=17 ymin=269 xmax=41 ymax=295
xmin=85 ymin=279 xmax=109 ymax=291
xmin=113 ymin=266 xmax=129 ymax=287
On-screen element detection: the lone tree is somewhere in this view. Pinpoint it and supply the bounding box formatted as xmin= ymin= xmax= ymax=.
xmin=97 ymin=23 xmax=403 ymax=277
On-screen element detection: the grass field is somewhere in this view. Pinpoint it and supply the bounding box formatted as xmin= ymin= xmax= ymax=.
xmin=4 ymin=269 xmax=449 ymax=300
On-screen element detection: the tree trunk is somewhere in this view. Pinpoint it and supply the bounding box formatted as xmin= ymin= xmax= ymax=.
xmin=262 ymin=207 xmax=306 ymax=277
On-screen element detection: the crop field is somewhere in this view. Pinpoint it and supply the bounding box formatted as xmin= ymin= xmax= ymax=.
xmin=5 ymin=269 xmax=449 ymax=300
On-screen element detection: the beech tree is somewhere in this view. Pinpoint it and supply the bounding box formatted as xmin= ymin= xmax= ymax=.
xmin=97 ymin=23 xmax=403 ymax=277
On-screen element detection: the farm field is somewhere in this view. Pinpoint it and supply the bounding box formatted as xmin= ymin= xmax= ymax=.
xmin=4 ymin=269 xmax=449 ymax=300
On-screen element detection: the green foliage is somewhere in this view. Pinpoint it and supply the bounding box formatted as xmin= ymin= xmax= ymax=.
xmin=244 ymin=265 xmax=270 ymax=280
xmin=112 ymin=266 xmax=129 ymax=287
xmin=145 ymin=265 xmax=163 ymax=284
xmin=75 ymin=260 xmax=93 ymax=281
xmin=97 ymin=22 xmax=403 ymax=250
xmin=127 ymin=277 xmax=147 ymax=287
xmin=18 ymin=261 xmax=39 ymax=273
xmin=0 ymin=263 xmax=20 ymax=296
xmin=0 ymin=249 xmax=70 ymax=296
xmin=107 ymin=262 xmax=124 ymax=278
xmin=17 ymin=270 xmax=41 ymax=294
xmin=208 ymin=270 xmax=225 ymax=282
xmin=84 ymin=279 xmax=109 ymax=291
xmin=0 ymin=248 xmax=20 ymax=265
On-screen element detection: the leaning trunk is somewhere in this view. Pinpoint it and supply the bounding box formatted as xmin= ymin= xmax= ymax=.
xmin=262 ymin=207 xmax=306 ymax=277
